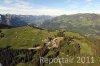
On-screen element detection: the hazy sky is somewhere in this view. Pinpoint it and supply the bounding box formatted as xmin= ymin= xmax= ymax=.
xmin=0 ymin=0 xmax=100 ymax=16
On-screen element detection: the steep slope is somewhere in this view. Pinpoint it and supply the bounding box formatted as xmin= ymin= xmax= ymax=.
xmin=0 ymin=14 xmax=52 ymax=27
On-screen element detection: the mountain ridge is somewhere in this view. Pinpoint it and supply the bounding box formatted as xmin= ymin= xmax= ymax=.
xmin=0 ymin=13 xmax=100 ymax=36
xmin=40 ymin=13 xmax=100 ymax=36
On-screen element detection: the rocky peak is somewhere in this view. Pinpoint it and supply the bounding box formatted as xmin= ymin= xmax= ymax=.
xmin=0 ymin=14 xmax=11 ymax=25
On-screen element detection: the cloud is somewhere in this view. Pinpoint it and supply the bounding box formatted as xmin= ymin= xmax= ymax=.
xmin=86 ymin=0 xmax=93 ymax=2
xmin=0 ymin=0 xmax=67 ymax=16
xmin=4 ymin=0 xmax=13 ymax=4
xmin=0 ymin=0 xmax=99 ymax=16
xmin=0 ymin=6 xmax=67 ymax=16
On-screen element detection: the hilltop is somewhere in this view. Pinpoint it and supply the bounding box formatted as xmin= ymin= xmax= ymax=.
xmin=0 ymin=26 xmax=100 ymax=66
xmin=0 ymin=26 xmax=99 ymax=55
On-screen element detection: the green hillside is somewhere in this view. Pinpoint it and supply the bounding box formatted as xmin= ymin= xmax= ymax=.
xmin=0 ymin=26 xmax=49 ymax=48
xmin=0 ymin=26 xmax=99 ymax=66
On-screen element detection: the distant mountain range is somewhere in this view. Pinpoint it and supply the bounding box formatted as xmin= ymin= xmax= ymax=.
xmin=40 ymin=13 xmax=100 ymax=36
xmin=0 ymin=13 xmax=100 ymax=35
xmin=0 ymin=14 xmax=52 ymax=27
